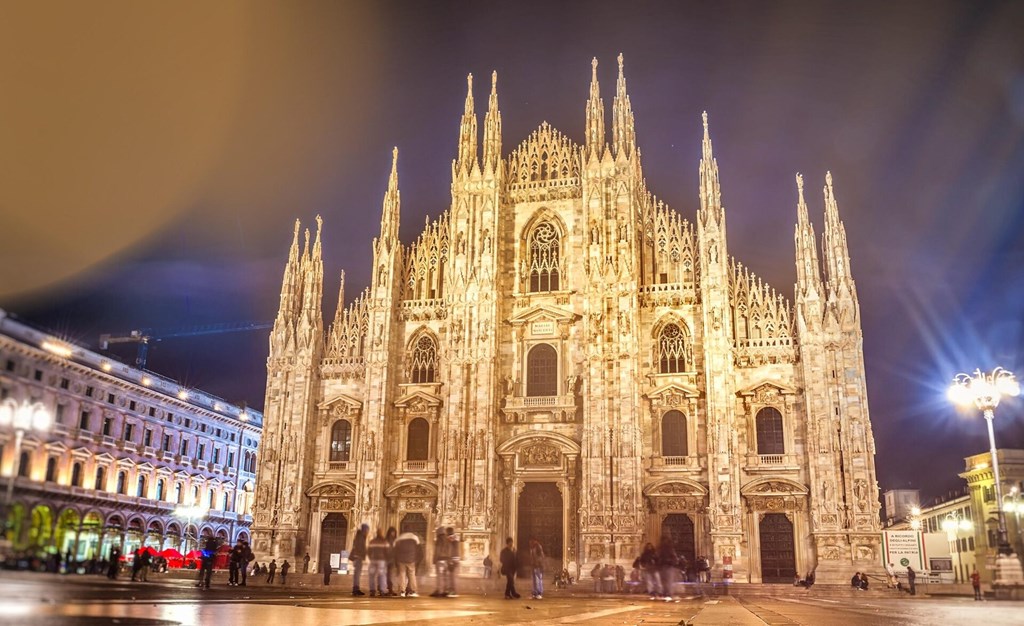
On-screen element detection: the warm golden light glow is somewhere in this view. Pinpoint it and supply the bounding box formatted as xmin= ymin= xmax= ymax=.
xmin=41 ymin=340 xmax=73 ymax=358
xmin=141 ymin=376 xmax=152 ymax=386
xmin=177 ymin=390 xmax=189 ymax=400
xmin=100 ymin=362 xmax=113 ymax=372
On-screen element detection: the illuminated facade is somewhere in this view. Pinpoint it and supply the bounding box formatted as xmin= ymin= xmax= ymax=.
xmin=0 ymin=310 xmax=262 ymax=560
xmin=253 ymin=56 xmax=881 ymax=583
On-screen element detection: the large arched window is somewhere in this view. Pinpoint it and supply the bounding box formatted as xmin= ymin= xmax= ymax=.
xmin=657 ymin=323 xmax=689 ymax=373
xmin=156 ymin=479 xmax=165 ymax=501
xmin=661 ymin=411 xmax=688 ymax=457
xmin=526 ymin=343 xmax=558 ymax=396
xmin=45 ymin=457 xmax=57 ymax=482
xmin=94 ymin=466 xmax=106 ymax=490
xmin=116 ymin=471 xmax=127 ymax=495
xmin=409 ymin=335 xmax=438 ymax=384
xmin=136 ymin=475 xmax=147 ymax=498
xmin=528 ymin=221 xmax=561 ymax=292
xmin=18 ymin=451 xmax=30 ymax=477
xmin=755 ymin=407 xmax=785 ymax=455
xmin=330 ymin=420 xmax=352 ymax=462
xmin=407 ymin=418 xmax=430 ymax=461
xmin=208 ymin=489 xmax=216 ymax=508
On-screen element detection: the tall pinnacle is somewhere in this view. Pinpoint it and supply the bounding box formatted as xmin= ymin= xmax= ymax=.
xmin=793 ymin=173 xmax=822 ymax=300
xmin=612 ymin=53 xmax=635 ymax=158
xmin=300 ymin=215 xmax=324 ymax=324
xmin=585 ymin=57 xmax=606 ymax=159
xmin=379 ymin=147 xmax=401 ymax=245
xmin=483 ymin=70 xmax=502 ymax=171
xmin=276 ymin=219 xmax=302 ymax=323
xmin=822 ymin=171 xmax=853 ymax=292
xmin=331 ymin=270 xmax=346 ymax=328
xmin=456 ymin=73 xmax=478 ymax=175
xmin=698 ymin=111 xmax=722 ymax=219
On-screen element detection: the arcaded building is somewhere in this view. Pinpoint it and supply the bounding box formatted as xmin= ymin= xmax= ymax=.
xmin=252 ymin=56 xmax=882 ymax=583
xmin=0 ymin=310 xmax=262 ymax=560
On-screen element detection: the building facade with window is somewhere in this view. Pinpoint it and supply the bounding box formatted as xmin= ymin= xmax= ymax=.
xmin=0 ymin=310 xmax=262 ymax=561
xmin=253 ymin=57 xmax=881 ymax=583
xmin=960 ymin=449 xmax=1024 ymax=584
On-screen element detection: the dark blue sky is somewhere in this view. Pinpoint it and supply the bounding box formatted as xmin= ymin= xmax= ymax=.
xmin=2 ymin=1 xmax=1022 ymax=502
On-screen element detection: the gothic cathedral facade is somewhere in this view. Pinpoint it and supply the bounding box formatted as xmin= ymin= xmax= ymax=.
xmin=251 ymin=56 xmax=882 ymax=583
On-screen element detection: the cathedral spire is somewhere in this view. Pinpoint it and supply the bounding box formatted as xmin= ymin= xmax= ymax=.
xmin=698 ymin=111 xmax=723 ymax=222
xmin=483 ymin=70 xmax=502 ymax=172
xmin=822 ymin=171 xmax=856 ymax=299
xmin=611 ymin=53 xmax=636 ymax=159
xmin=585 ymin=57 xmax=606 ymax=160
xmin=379 ymin=147 xmax=401 ymax=246
xmin=456 ymin=73 xmax=478 ymax=176
xmin=299 ymin=215 xmax=324 ymax=328
xmin=275 ymin=219 xmax=302 ymax=325
xmin=793 ymin=173 xmax=823 ymax=301
xmin=331 ymin=270 xmax=346 ymax=328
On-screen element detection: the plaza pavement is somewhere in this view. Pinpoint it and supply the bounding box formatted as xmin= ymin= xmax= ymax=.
xmin=0 ymin=570 xmax=1021 ymax=625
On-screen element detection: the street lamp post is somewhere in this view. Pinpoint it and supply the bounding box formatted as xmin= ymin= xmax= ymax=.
xmin=174 ymin=505 xmax=207 ymax=555
xmin=948 ymin=367 xmax=1024 ymax=587
xmin=0 ymin=399 xmax=52 ymax=509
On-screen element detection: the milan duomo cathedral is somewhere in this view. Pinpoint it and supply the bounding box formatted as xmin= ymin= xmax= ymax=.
xmin=251 ymin=56 xmax=882 ymax=583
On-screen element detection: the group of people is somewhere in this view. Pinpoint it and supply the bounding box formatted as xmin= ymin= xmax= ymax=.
xmin=498 ymin=536 xmax=547 ymax=599
xmin=347 ymin=523 xmax=427 ymax=597
xmin=850 ymin=571 xmax=870 ymax=590
xmin=632 ymin=536 xmax=695 ymax=600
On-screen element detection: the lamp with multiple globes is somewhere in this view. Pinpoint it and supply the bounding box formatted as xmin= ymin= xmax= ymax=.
xmin=948 ymin=367 xmax=1023 ymax=586
xmin=174 ymin=505 xmax=209 ymax=555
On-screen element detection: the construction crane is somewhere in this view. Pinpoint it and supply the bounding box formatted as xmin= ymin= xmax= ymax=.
xmin=99 ymin=321 xmax=273 ymax=369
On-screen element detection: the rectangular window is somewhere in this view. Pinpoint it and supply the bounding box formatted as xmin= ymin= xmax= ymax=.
xmin=85 ymin=386 xmax=94 ymax=398
xmin=55 ymin=404 xmax=65 ymax=423
xmin=228 ymin=451 xmax=235 ymax=468
xmin=163 ymin=434 xmax=172 ymax=451
xmin=107 ymin=393 xmax=115 ymax=404
xmin=143 ymin=429 xmax=152 ymax=447
xmin=149 ymin=407 xmax=156 ymax=417
xmin=968 ymin=536 xmax=975 ymax=550
xmin=34 ymin=369 xmax=43 ymax=381
xmin=60 ymin=377 xmax=69 ymax=390
xmin=79 ymin=411 xmax=90 ymax=430
xmin=124 ymin=423 xmax=134 ymax=442
xmin=4 ymin=359 xmax=14 ymax=371
xmin=102 ymin=417 xmax=112 ymax=436
xmin=197 ymin=443 xmax=205 ymax=460
xmin=213 ymin=448 xmax=220 ymax=464
xmin=180 ymin=440 xmax=188 ymax=456
xmin=215 ymin=428 xmax=222 ymax=438
xmin=129 ymin=400 xmax=136 ymax=411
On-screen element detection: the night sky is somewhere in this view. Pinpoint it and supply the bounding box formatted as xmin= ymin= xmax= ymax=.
xmin=2 ymin=1 xmax=1022 ymax=503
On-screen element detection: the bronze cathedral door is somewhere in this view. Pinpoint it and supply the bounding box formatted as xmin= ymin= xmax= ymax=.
xmin=517 ymin=482 xmax=563 ymax=572
xmin=758 ymin=513 xmax=796 ymax=583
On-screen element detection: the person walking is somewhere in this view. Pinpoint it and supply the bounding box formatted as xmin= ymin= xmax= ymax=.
xmin=499 ymin=537 xmax=520 ymax=599
xmin=131 ymin=548 xmax=144 ymax=582
xmin=280 ymin=559 xmax=291 ymax=584
xmin=198 ymin=537 xmax=216 ymax=590
xmin=367 ymin=529 xmax=389 ymax=597
xmin=482 ymin=554 xmax=493 ymax=579
xmin=267 ymin=559 xmax=277 ymax=584
xmin=528 ymin=538 xmax=545 ymax=600
xmin=394 ymin=530 xmax=421 ymax=597
xmin=228 ymin=541 xmax=243 ymax=586
xmin=639 ymin=543 xmax=661 ymax=599
xmin=656 ymin=536 xmax=678 ymax=600
xmin=350 ymin=523 xmax=369 ymax=596
xmin=444 ymin=527 xmax=461 ymax=597
xmin=431 ymin=528 xmax=450 ymax=597
xmin=385 ymin=527 xmax=398 ymax=596
xmin=591 ymin=563 xmax=602 ymax=593
xmin=906 ymin=566 xmax=916 ymax=596
xmin=303 ymin=552 xmax=310 ymax=574
xmin=240 ymin=541 xmax=253 ymax=586
xmin=970 ymin=566 xmax=982 ymax=601
xmin=322 ymin=560 xmax=332 ymax=586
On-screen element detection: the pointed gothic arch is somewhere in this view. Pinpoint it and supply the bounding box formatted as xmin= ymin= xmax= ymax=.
xmin=406 ymin=329 xmax=439 ymax=384
xmin=522 ymin=209 xmax=566 ymax=293
xmin=652 ymin=316 xmax=692 ymax=374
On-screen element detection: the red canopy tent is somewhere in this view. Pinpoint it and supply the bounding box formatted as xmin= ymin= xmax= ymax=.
xmin=213 ymin=544 xmax=232 ymax=570
xmin=184 ymin=550 xmax=204 ymax=569
xmin=159 ymin=548 xmax=184 ymax=569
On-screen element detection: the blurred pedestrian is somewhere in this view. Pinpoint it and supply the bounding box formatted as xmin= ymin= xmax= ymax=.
xmin=350 ymin=523 xmax=369 ymax=596
xmin=500 ymin=537 xmax=519 ymax=599
xmin=394 ymin=530 xmax=420 ymax=597
xmin=528 ymin=538 xmax=545 ymax=600
xmin=303 ymin=552 xmax=310 ymax=574
xmin=367 ymin=530 xmax=388 ymax=597
xmin=267 ymin=559 xmax=277 ymax=584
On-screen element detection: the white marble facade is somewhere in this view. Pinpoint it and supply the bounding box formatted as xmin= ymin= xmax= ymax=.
xmin=252 ymin=56 xmax=882 ymax=583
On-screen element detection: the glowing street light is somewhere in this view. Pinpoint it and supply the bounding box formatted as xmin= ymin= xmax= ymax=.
xmin=948 ymin=367 xmax=1022 ymax=585
xmin=941 ymin=512 xmax=974 ymax=583
xmin=174 ymin=505 xmax=208 ymax=554
xmin=0 ymin=399 xmax=52 ymax=506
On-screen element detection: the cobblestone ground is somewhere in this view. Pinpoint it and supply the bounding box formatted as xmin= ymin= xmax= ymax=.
xmin=1 ymin=571 xmax=1021 ymax=625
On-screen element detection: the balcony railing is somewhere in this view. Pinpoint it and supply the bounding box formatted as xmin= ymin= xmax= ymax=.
xmin=758 ymin=454 xmax=784 ymax=465
xmin=663 ymin=456 xmax=689 ymax=466
xmin=328 ymin=461 xmax=350 ymax=471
